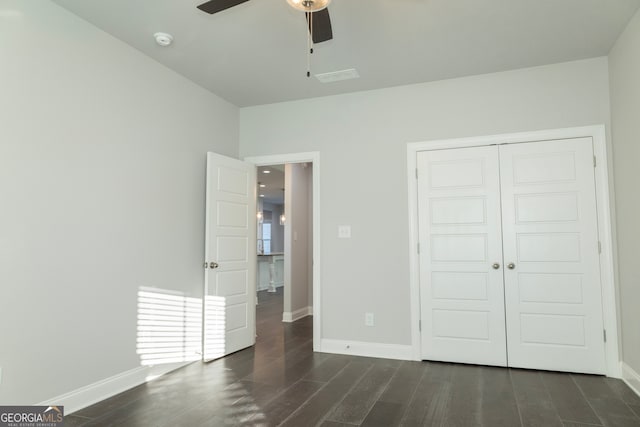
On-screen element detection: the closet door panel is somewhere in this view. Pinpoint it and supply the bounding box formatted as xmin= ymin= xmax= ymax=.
xmin=417 ymin=146 xmax=507 ymax=366
xmin=499 ymin=138 xmax=606 ymax=374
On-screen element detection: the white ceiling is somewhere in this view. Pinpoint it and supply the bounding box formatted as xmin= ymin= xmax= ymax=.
xmin=53 ymin=0 xmax=640 ymax=107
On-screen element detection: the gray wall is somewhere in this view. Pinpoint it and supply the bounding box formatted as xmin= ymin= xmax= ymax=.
xmin=0 ymin=1 xmax=239 ymax=404
xmin=284 ymin=163 xmax=312 ymax=314
xmin=240 ymin=58 xmax=612 ymax=346
xmin=609 ymin=8 xmax=640 ymax=374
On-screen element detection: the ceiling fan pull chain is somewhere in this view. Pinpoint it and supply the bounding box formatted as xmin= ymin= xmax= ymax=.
xmin=307 ymin=11 xmax=312 ymax=77
xmin=197 ymin=0 xmax=334 ymax=79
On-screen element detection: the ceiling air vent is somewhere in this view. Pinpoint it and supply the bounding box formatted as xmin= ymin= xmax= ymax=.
xmin=315 ymin=68 xmax=360 ymax=83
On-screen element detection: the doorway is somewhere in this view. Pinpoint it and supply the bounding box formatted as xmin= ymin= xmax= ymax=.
xmin=246 ymin=152 xmax=321 ymax=351
xmin=255 ymin=164 xmax=286 ymax=349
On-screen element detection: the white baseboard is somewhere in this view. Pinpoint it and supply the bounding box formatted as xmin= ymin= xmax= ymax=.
xmin=320 ymin=339 xmax=414 ymax=361
xmin=36 ymin=361 xmax=192 ymax=414
xmin=621 ymin=362 xmax=640 ymax=398
xmin=282 ymin=306 xmax=312 ymax=323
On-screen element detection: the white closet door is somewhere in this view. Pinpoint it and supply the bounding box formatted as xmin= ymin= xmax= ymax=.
xmin=499 ymin=138 xmax=606 ymax=374
xmin=417 ymin=146 xmax=507 ymax=366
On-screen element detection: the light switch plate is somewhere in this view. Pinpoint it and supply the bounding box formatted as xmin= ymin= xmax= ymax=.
xmin=365 ymin=313 xmax=374 ymax=327
xmin=338 ymin=225 xmax=351 ymax=238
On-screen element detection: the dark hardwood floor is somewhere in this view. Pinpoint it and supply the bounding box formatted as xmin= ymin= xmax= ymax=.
xmin=65 ymin=289 xmax=640 ymax=426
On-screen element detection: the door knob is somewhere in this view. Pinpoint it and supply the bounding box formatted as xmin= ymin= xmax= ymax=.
xmin=209 ymin=261 xmax=219 ymax=269
xmin=507 ymin=263 xmax=516 ymax=270
xmin=492 ymin=263 xmax=500 ymax=269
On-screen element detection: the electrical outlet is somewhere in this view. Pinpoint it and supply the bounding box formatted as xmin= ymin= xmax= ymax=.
xmin=338 ymin=225 xmax=351 ymax=239
xmin=365 ymin=312 xmax=374 ymax=327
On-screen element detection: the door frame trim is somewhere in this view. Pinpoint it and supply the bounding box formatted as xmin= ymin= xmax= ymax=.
xmin=406 ymin=125 xmax=621 ymax=377
xmin=244 ymin=151 xmax=321 ymax=351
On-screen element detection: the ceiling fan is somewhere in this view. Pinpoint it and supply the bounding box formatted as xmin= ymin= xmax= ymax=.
xmin=196 ymin=0 xmax=334 ymax=44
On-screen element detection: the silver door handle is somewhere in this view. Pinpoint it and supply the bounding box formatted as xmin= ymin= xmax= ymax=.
xmin=492 ymin=263 xmax=500 ymax=269
xmin=507 ymin=263 xmax=516 ymax=270
xmin=209 ymin=262 xmax=219 ymax=269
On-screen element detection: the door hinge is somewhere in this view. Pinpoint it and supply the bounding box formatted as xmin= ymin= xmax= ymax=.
xmin=415 ymin=168 xmax=418 ymax=179
xmin=417 ymin=242 xmax=420 ymax=254
xmin=419 ymin=320 xmax=422 ymax=332
xmin=603 ymin=329 xmax=607 ymax=342
xmin=598 ymin=241 xmax=602 ymax=254
xmin=593 ymin=156 xmax=597 ymax=167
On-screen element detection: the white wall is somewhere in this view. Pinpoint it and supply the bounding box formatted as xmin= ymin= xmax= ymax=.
xmin=609 ymin=8 xmax=640 ymax=374
xmin=240 ymin=58 xmax=612 ymax=347
xmin=0 ymin=1 xmax=238 ymax=405
xmin=283 ymin=164 xmax=312 ymax=315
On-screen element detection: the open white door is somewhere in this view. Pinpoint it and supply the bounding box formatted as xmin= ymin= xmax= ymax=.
xmin=203 ymin=152 xmax=256 ymax=362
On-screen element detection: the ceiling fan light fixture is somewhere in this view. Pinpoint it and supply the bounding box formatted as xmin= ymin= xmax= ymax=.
xmin=286 ymin=0 xmax=331 ymax=12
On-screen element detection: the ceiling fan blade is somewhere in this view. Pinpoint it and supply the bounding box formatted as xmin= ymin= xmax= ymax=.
xmin=197 ymin=0 xmax=250 ymax=14
xmin=306 ymin=9 xmax=333 ymax=43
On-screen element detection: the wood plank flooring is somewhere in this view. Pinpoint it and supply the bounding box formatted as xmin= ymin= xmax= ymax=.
xmin=65 ymin=289 xmax=640 ymax=426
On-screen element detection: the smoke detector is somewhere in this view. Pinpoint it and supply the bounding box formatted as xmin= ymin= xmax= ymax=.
xmin=154 ymin=32 xmax=174 ymax=47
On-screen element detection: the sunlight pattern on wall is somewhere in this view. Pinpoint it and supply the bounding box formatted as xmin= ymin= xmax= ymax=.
xmin=136 ymin=287 xmax=202 ymax=366
xmin=203 ymin=295 xmax=227 ymax=361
